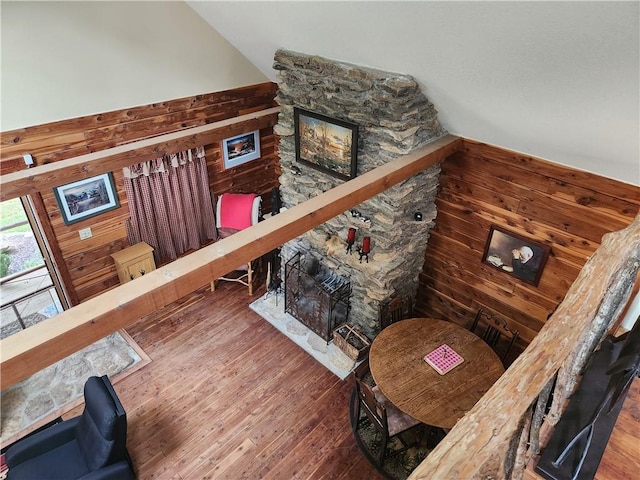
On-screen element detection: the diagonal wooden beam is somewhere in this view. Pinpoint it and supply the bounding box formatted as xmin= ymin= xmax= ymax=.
xmin=0 ymin=107 xmax=281 ymax=202
xmin=0 ymin=134 xmax=462 ymax=390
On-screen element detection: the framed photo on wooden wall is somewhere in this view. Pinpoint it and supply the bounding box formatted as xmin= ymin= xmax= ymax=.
xmin=294 ymin=108 xmax=358 ymax=181
xmin=222 ymin=130 xmax=261 ymax=169
xmin=482 ymin=225 xmax=550 ymax=286
xmin=54 ymin=173 xmax=120 ymax=225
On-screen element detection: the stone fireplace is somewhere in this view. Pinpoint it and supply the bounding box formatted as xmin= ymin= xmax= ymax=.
xmin=273 ymin=49 xmax=446 ymax=339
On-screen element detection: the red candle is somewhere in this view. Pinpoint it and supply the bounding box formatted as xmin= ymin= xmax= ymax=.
xmin=362 ymin=236 xmax=371 ymax=254
xmin=347 ymin=227 xmax=356 ymax=244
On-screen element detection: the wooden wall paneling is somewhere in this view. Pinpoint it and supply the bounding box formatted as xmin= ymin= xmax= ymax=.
xmin=545 ymin=180 xmax=640 ymax=219
xmin=207 ymin=128 xmax=280 ymax=213
xmin=1 ymin=109 xmax=281 ymax=201
xmin=0 ymin=83 xmax=279 ymax=168
xmin=429 ymin=203 xmax=584 ymax=304
xmin=436 ymin=192 xmax=587 ymax=294
xmin=460 ymin=139 xmax=640 ymax=203
xmin=1 ymin=84 xmax=280 ymax=305
xmin=73 ymin=270 xmax=121 ymax=302
xmin=1 ymin=132 xmax=88 ymax=162
xmin=0 ymin=156 xmax=27 ymax=175
xmin=445 ymin=151 xmax=558 ymax=203
xmin=517 ymin=191 xmax=630 ymax=242
xmin=436 ymin=190 xmax=534 ymax=234
xmin=418 ymin=139 xmax=638 ymax=358
xmin=420 ymin=266 xmax=477 ymax=317
xmin=72 ymin=263 xmax=118 ymax=292
xmin=420 ymin=284 xmax=474 ymax=325
xmin=438 ymin=174 xmax=522 ymax=213
xmin=453 ymin=146 xmax=640 ymax=221
xmin=66 ymin=247 xmax=124 ymax=282
xmin=428 ymin=210 xmax=487 ymax=252
xmin=54 ymin=214 xmax=128 ymax=258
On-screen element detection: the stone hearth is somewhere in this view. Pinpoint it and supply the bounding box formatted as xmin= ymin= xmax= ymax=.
xmin=249 ymin=293 xmax=358 ymax=380
xmin=273 ymin=49 xmax=446 ymax=338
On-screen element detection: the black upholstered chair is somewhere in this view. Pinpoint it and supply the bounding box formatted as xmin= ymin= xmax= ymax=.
xmin=5 ymin=375 xmax=134 ymax=480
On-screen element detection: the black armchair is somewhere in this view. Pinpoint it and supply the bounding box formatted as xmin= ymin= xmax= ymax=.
xmin=5 ymin=375 xmax=134 ymax=480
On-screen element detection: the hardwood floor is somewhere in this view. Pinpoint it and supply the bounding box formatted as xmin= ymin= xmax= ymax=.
xmin=58 ymin=280 xmax=639 ymax=479
xmin=69 ymin=282 xmax=384 ymax=479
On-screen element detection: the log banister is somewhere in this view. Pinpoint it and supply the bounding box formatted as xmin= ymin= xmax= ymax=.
xmin=409 ymin=214 xmax=640 ymax=479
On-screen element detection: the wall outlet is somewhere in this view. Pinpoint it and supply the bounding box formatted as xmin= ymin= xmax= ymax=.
xmin=79 ymin=227 xmax=92 ymax=240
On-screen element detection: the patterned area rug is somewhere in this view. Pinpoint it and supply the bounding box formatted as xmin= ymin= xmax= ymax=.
xmin=0 ymin=330 xmax=149 ymax=446
xmin=1 ymin=313 xmax=48 ymax=340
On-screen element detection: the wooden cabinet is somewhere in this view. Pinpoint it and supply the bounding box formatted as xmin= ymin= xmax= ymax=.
xmin=111 ymin=242 xmax=156 ymax=284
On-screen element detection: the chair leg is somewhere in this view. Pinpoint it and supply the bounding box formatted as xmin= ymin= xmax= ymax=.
xmin=247 ymin=262 xmax=254 ymax=295
xmin=378 ymin=435 xmax=388 ymax=467
xmin=210 ymin=280 xmax=216 ymax=292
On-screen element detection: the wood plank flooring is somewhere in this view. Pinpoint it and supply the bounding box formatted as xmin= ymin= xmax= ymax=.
xmin=57 ymin=279 xmax=639 ymax=479
xmin=66 ymin=282 xmax=383 ymax=480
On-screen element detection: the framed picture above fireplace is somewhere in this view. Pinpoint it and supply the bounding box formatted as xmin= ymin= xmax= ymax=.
xmin=294 ymin=108 xmax=358 ymax=181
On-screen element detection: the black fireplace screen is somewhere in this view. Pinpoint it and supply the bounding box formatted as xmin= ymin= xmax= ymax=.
xmin=284 ymin=252 xmax=351 ymax=342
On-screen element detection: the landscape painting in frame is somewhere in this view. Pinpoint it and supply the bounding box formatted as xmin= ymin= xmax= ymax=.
xmin=294 ymin=108 xmax=358 ymax=181
xmin=54 ymin=173 xmax=120 ymax=225
xmin=482 ymin=225 xmax=550 ymax=286
xmin=222 ymin=130 xmax=261 ymax=169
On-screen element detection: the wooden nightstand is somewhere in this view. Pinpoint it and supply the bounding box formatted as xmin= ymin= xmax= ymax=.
xmin=111 ymin=242 xmax=156 ymax=284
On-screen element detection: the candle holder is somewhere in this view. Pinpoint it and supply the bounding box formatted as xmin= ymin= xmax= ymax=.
xmin=357 ymin=236 xmax=371 ymax=263
xmin=346 ymin=227 xmax=356 ymax=254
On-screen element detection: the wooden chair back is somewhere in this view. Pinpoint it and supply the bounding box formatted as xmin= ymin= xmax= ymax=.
xmin=354 ymin=374 xmax=387 ymax=435
xmin=471 ymin=308 xmax=520 ymax=365
xmin=351 ymin=359 xmax=423 ymax=467
xmin=378 ymin=296 xmax=412 ymax=331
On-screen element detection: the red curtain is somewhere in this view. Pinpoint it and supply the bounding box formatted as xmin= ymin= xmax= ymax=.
xmin=123 ymin=147 xmax=217 ymax=263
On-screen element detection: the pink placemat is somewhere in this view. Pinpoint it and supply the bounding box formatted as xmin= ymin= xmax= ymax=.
xmin=424 ymin=344 xmax=464 ymax=375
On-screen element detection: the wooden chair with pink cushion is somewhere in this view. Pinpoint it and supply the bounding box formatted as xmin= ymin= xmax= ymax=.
xmin=210 ymin=192 xmax=262 ymax=295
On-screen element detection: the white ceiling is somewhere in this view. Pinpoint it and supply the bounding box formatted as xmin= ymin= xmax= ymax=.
xmin=187 ymin=1 xmax=640 ymax=186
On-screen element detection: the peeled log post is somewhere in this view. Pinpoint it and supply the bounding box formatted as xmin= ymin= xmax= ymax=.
xmin=529 ymin=376 xmax=556 ymax=455
xmin=409 ymin=214 xmax=640 ymax=480
xmin=546 ymin=254 xmax=640 ymax=426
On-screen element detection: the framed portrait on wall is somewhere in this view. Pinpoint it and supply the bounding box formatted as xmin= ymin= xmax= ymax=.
xmin=482 ymin=225 xmax=551 ymax=286
xmin=222 ymin=130 xmax=261 ymax=169
xmin=53 ymin=173 xmax=120 ymax=225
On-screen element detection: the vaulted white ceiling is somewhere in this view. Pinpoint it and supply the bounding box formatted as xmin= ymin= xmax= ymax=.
xmin=187 ymin=1 xmax=640 ymax=186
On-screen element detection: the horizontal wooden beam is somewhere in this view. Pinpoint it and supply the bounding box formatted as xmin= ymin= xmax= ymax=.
xmin=0 ymin=134 xmax=462 ymax=390
xmin=0 ymin=107 xmax=281 ymax=202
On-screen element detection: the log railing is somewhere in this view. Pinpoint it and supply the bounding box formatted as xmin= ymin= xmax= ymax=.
xmin=409 ymin=214 xmax=640 ymax=479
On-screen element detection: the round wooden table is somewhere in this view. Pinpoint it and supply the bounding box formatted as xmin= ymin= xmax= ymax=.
xmin=369 ymin=318 xmax=505 ymax=429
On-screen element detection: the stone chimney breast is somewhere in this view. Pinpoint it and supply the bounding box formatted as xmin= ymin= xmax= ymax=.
xmin=274 ymin=48 xmax=446 ymax=338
